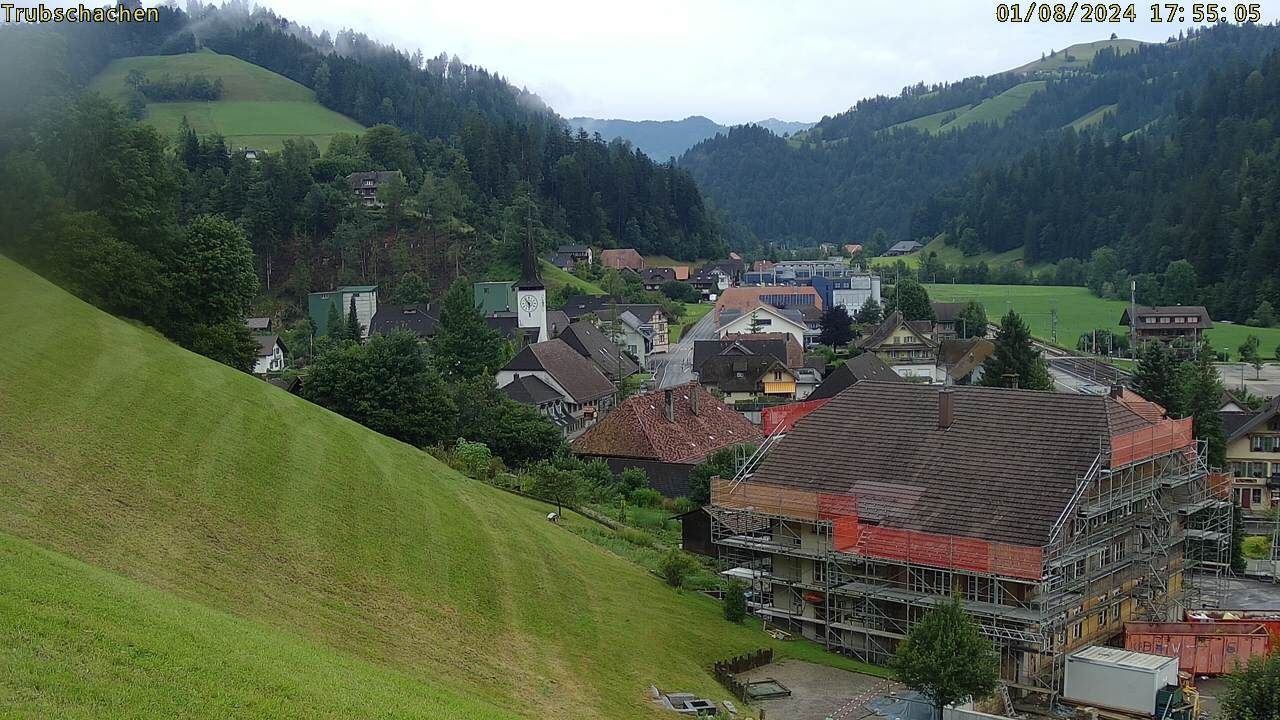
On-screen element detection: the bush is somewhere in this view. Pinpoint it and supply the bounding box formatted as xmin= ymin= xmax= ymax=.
xmin=452 ymin=439 xmax=495 ymax=480
xmin=629 ymin=487 xmax=664 ymax=508
xmin=723 ymin=582 xmax=747 ymax=623
xmin=618 ymin=527 xmax=656 ymax=548
xmin=658 ymin=549 xmax=699 ymax=588
xmin=1242 ymin=536 xmax=1271 ymax=560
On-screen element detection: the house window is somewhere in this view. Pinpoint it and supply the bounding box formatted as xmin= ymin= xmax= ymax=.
xmin=1072 ymin=622 xmax=1083 ymax=641
xmin=1251 ymin=436 xmax=1279 ymax=453
xmin=813 ymin=561 xmax=826 ymax=584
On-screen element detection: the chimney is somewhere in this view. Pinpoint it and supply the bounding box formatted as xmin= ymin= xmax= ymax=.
xmin=1110 ymin=384 xmax=1125 ymax=399
xmin=664 ymin=388 xmax=675 ymax=422
xmin=690 ymin=385 xmax=700 ymax=415
xmin=938 ymin=387 xmax=955 ymax=430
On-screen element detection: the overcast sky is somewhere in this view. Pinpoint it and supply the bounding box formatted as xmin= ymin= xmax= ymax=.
xmin=255 ymin=1 xmax=1276 ymax=123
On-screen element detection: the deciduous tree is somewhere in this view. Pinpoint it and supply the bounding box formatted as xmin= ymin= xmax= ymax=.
xmin=894 ymin=597 xmax=999 ymax=720
xmin=1219 ymin=652 xmax=1280 ymax=720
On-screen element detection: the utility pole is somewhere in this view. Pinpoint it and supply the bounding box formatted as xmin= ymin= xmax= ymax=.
xmin=1129 ymin=279 xmax=1138 ymax=362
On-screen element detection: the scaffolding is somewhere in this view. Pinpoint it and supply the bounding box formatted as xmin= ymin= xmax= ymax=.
xmin=709 ymin=415 xmax=1233 ymax=694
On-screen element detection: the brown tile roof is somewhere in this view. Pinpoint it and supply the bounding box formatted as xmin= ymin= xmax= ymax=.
xmin=572 ymin=383 xmax=763 ymax=464
xmin=714 ymin=286 xmax=822 ymax=321
xmin=673 ymin=266 xmax=690 ymax=281
xmin=856 ymin=310 xmax=935 ymax=351
xmin=745 ymin=382 xmax=1158 ymax=547
xmin=938 ymin=338 xmax=994 ymax=381
xmin=558 ymin=320 xmax=640 ymax=380
xmin=713 ymin=333 xmax=804 ymax=368
xmin=931 ymin=302 xmax=966 ymax=324
xmin=806 ymin=353 xmax=903 ymax=401
xmin=502 ymin=339 xmax=616 ymax=404
xmin=600 ymin=248 xmax=644 ymax=270
xmin=1120 ymin=305 xmax=1213 ymax=330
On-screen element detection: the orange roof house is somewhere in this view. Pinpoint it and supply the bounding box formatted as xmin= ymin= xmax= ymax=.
xmin=714 ymin=286 xmax=822 ymax=323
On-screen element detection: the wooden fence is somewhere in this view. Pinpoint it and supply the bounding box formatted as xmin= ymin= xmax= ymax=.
xmin=712 ymin=648 xmax=773 ymax=703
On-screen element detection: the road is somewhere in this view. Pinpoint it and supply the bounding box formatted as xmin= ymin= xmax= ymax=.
xmin=653 ymin=307 xmax=719 ymax=389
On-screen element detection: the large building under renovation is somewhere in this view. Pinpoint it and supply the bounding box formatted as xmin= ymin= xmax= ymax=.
xmin=709 ymin=382 xmax=1231 ymax=691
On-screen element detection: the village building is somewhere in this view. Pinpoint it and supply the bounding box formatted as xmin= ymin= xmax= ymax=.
xmin=706 ymin=383 xmax=1231 ymax=691
xmin=1119 ymin=305 xmax=1213 ymax=347
xmin=805 ymin=353 xmax=903 ymax=401
xmin=714 ymin=286 xmax=822 ymax=326
xmin=251 ymin=335 xmax=286 ymax=375
xmin=717 ymin=304 xmax=813 ymax=348
xmin=369 ymin=303 xmax=439 ymax=340
xmin=697 ymin=354 xmax=800 ymax=406
xmin=500 ymin=375 xmax=576 ymax=433
xmin=307 ymin=285 xmax=379 ymax=339
xmin=882 ymin=240 xmax=924 ymax=256
xmin=930 ymin=302 xmax=968 ymax=341
xmin=856 ymin=310 xmax=938 ymax=380
xmin=345 ymin=170 xmax=403 ymax=207
xmin=641 ymin=266 xmax=677 ymax=291
xmin=244 ymin=317 xmax=273 ymax=332
xmin=558 ymin=244 xmax=592 ymax=265
xmin=600 ymin=248 xmax=645 ymax=270
xmin=690 ymin=267 xmax=731 ymax=300
xmin=562 ymin=295 xmax=672 ymax=355
xmin=571 ymin=383 xmax=762 ymax=497
xmin=558 ymin=320 xmax=640 ymax=381
xmin=1223 ymin=396 xmax=1280 ymax=527
xmin=937 ymin=337 xmax=995 ymax=385
xmin=496 ymin=339 xmax=617 ymax=438
xmin=693 ymin=335 xmax=803 ymax=375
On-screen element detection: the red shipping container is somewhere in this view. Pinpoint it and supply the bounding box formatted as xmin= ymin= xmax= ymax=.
xmin=1185 ymin=609 xmax=1280 ymax=646
xmin=1124 ymin=622 xmax=1271 ymax=676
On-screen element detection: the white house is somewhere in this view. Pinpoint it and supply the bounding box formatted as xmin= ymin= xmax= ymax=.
xmin=252 ymin=335 xmax=286 ymax=375
xmin=600 ymin=310 xmax=648 ymax=368
xmin=717 ymin=304 xmax=810 ymax=347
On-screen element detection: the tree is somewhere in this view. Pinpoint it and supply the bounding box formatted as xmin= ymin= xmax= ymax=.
xmin=304 ymin=331 xmax=456 ymax=447
xmin=390 ymin=271 xmax=430 ymax=305
xmin=527 ymin=461 xmax=580 ymax=516
xmin=432 ymin=278 xmax=507 ymax=380
xmin=661 ymin=279 xmax=699 ymax=302
xmin=1240 ymin=335 xmax=1263 ymax=379
xmin=819 ymin=305 xmax=855 ymax=346
xmin=894 ymin=597 xmax=999 ymax=720
xmin=186 ymin=321 xmax=258 ymax=372
xmin=449 ymin=377 xmax=563 ymax=466
xmin=855 ymin=296 xmax=883 ymax=325
xmin=326 ymin=302 xmax=347 ymax=342
xmin=165 ymin=214 xmax=258 ymax=331
xmin=886 ymin=278 xmax=934 ymax=321
xmin=956 ymin=300 xmax=987 ymax=339
xmin=687 ymin=446 xmax=749 ymax=505
xmin=345 ymin=296 xmax=363 ymax=342
xmin=1160 ymin=259 xmax=1198 ymax=305
xmin=979 ymin=311 xmax=1052 ymax=391
xmin=1179 ymin=341 xmax=1226 ymax=467
xmin=1219 ymin=652 xmax=1280 ymax=720
xmin=1132 ymin=341 xmax=1183 ymax=416
xmin=723 ymin=582 xmax=747 ymax=623
xmin=1252 ymin=300 xmax=1276 ymax=328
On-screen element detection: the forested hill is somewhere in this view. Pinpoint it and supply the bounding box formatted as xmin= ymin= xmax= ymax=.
xmin=1 ymin=3 xmax=725 ymax=283
xmin=570 ymin=115 xmax=814 ymax=161
xmin=916 ymin=44 xmax=1280 ymax=322
xmin=679 ymin=24 xmax=1280 ymax=248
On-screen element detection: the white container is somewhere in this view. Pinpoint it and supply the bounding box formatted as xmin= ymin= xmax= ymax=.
xmin=1063 ymin=646 xmax=1179 ymax=716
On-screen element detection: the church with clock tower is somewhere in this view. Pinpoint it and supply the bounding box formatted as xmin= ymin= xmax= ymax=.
xmin=515 ymin=234 xmax=548 ymax=342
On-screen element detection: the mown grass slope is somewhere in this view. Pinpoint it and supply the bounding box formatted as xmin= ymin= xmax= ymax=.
xmin=0 ymin=257 xmax=864 ymax=718
xmin=1009 ymin=39 xmax=1146 ymax=74
xmin=89 ymin=49 xmax=363 ymax=151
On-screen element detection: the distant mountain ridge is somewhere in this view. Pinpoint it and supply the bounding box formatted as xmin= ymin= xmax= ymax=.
xmin=569 ymin=115 xmax=814 ymax=160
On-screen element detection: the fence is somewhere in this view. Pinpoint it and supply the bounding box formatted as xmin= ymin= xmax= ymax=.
xmin=711 ymin=648 xmax=774 ymax=703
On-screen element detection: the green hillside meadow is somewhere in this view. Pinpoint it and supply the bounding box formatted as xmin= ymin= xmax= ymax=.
xmin=0 ymin=257 xmax=863 ymax=718
xmin=924 ymin=283 xmax=1280 ymax=359
xmin=89 ymin=49 xmax=364 ymax=151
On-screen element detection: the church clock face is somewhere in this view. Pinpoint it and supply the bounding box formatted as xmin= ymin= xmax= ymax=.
xmin=520 ymin=295 xmax=540 ymax=312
